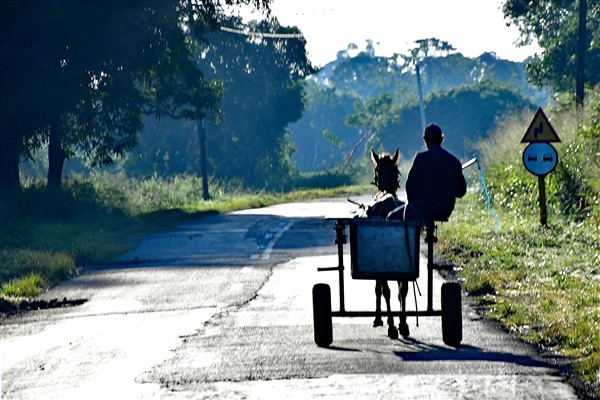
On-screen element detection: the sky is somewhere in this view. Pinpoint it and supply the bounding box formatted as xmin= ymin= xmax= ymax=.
xmin=251 ymin=0 xmax=540 ymax=67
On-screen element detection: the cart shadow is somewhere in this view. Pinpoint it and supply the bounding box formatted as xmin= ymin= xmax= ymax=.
xmin=325 ymin=345 xmax=362 ymax=352
xmin=394 ymin=337 xmax=553 ymax=369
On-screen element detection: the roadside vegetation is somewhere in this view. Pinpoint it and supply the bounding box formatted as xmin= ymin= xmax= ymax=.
xmin=1 ymin=103 xmax=598 ymax=394
xmin=1 ymin=0 xmax=598 ymax=396
xmin=437 ymin=95 xmax=600 ymax=393
xmin=0 ymin=171 xmax=369 ymax=299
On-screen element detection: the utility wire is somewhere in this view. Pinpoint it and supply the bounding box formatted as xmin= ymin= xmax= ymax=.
xmin=220 ymin=26 xmax=304 ymax=39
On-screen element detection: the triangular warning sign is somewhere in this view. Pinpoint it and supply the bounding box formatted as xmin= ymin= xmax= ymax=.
xmin=521 ymin=107 xmax=561 ymax=143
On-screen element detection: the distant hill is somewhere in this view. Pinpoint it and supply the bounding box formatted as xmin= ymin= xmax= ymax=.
xmin=291 ymin=49 xmax=549 ymax=171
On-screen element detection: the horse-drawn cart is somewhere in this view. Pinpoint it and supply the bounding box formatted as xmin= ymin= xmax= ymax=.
xmin=312 ymin=217 xmax=462 ymax=348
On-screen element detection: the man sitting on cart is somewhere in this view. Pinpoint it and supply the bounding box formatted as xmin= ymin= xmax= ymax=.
xmin=388 ymin=123 xmax=467 ymax=222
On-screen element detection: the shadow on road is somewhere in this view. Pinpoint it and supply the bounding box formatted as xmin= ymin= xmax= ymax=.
xmin=323 ymin=345 xmax=362 ymax=352
xmin=395 ymin=338 xmax=558 ymax=369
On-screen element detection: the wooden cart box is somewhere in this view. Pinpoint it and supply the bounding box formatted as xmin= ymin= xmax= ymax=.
xmin=349 ymin=219 xmax=420 ymax=280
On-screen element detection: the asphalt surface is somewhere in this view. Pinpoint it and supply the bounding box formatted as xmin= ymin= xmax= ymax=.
xmin=0 ymin=198 xmax=580 ymax=399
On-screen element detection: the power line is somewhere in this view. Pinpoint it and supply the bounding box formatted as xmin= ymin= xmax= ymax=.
xmin=219 ymin=26 xmax=304 ymax=39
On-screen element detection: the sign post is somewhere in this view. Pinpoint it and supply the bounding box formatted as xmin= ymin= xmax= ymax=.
xmin=521 ymin=107 xmax=561 ymax=226
xmin=538 ymin=175 xmax=547 ymax=226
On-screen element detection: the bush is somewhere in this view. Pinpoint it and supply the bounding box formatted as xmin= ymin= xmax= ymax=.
xmin=477 ymin=93 xmax=600 ymax=227
xmin=291 ymin=168 xmax=356 ymax=190
xmin=439 ymin=88 xmax=600 ymax=390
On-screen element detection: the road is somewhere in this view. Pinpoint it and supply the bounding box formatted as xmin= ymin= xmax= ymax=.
xmin=0 ymin=198 xmax=579 ymax=399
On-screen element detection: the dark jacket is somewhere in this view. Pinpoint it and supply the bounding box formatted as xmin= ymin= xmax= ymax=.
xmin=405 ymin=146 xmax=467 ymax=221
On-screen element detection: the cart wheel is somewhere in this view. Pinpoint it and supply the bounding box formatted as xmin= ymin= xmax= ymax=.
xmin=441 ymin=282 xmax=462 ymax=347
xmin=312 ymin=283 xmax=333 ymax=347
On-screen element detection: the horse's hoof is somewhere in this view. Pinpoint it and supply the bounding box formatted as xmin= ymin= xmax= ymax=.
xmin=387 ymin=326 xmax=398 ymax=339
xmin=373 ymin=318 xmax=384 ymax=327
xmin=399 ymin=322 xmax=410 ymax=338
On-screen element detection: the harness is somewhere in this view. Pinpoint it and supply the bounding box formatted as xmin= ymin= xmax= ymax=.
xmin=373 ymin=162 xmax=400 ymax=195
xmin=371 ymin=161 xmax=420 ymax=326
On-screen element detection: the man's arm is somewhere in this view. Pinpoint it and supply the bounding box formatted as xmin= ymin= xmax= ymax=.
xmin=455 ymin=160 xmax=467 ymax=198
xmin=405 ymin=154 xmax=423 ymax=202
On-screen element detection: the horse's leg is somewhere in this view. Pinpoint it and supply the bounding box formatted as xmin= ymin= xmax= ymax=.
xmin=373 ymin=281 xmax=383 ymax=327
xmin=382 ymin=280 xmax=398 ymax=339
xmin=398 ymin=280 xmax=410 ymax=338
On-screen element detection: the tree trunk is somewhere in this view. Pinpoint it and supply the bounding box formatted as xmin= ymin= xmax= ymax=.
xmin=0 ymin=131 xmax=22 ymax=199
xmin=197 ymin=122 xmax=210 ymax=200
xmin=344 ymin=129 xmax=373 ymax=169
xmin=47 ymin=125 xmax=65 ymax=190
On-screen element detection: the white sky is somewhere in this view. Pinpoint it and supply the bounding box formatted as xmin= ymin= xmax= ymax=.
xmin=260 ymin=0 xmax=540 ymax=67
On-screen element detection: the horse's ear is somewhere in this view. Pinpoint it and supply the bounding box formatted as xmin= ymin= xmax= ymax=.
xmin=370 ymin=148 xmax=379 ymax=164
xmin=392 ymin=149 xmax=399 ymax=164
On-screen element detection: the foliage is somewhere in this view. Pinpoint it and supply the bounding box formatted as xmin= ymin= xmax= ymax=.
xmin=2 ymin=274 xmax=46 ymax=298
xmin=439 ymin=194 xmax=600 ymax=387
xmin=478 ymin=92 xmax=600 ymax=222
xmin=292 ymin=167 xmax=358 ymax=190
xmin=325 ymin=52 xmax=406 ymax=100
xmin=195 ymin=17 xmax=314 ymax=190
xmin=122 ymin=15 xmax=314 ymax=189
xmin=314 ymin=42 xmax=544 ymax=104
xmin=0 ymin=173 xmax=366 ymax=299
xmin=503 ymin=0 xmax=600 ymax=94
xmin=290 ymin=84 xmax=358 ymax=171
xmin=292 ymin=47 xmax=546 ymax=173
xmin=344 ymin=93 xmax=399 ymax=166
xmin=438 ymin=88 xmax=600 ymax=389
xmin=378 ymin=81 xmax=536 ymax=160
xmin=0 ymin=0 xmax=269 ymax=195
xmin=123 ymin=116 xmax=201 ymax=178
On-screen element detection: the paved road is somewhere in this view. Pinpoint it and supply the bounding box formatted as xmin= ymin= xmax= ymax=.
xmin=0 ymin=198 xmax=578 ymax=399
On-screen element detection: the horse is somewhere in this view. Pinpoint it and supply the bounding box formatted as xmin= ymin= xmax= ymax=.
xmin=364 ymin=149 xmax=410 ymax=339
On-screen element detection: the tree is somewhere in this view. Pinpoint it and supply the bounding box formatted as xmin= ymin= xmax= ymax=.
xmin=0 ymin=0 xmax=270 ymax=197
xmin=502 ymin=0 xmax=599 ymax=97
xmin=123 ymin=15 xmax=313 ymax=191
xmin=344 ymin=93 xmax=398 ymax=167
xmin=290 ymin=43 xmax=547 ymax=172
xmin=289 ymin=83 xmax=357 ymax=171
xmin=123 ymin=116 xmax=200 ymax=178
xmin=196 ymin=17 xmax=314 ymax=189
xmin=378 ymin=81 xmax=536 ymax=159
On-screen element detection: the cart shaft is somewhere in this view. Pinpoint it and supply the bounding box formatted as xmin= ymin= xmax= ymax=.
xmin=331 ymin=310 xmax=442 ymax=318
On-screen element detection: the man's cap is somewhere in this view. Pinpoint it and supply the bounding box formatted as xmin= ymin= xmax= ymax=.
xmin=423 ymin=123 xmax=444 ymax=140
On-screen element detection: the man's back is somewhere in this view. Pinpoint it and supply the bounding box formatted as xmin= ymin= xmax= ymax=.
xmin=405 ymin=146 xmax=467 ymax=221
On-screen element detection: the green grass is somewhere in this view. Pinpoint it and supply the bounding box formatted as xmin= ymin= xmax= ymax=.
xmin=2 ymin=273 xmax=45 ymax=298
xmin=439 ymin=188 xmax=600 ymax=388
xmin=0 ymin=177 xmax=369 ymax=300
xmin=436 ymin=95 xmax=600 ymax=391
xmin=3 ymin=92 xmax=599 ymax=394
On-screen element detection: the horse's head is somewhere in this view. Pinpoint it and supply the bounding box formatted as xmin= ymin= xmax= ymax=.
xmin=371 ymin=148 xmax=400 ymax=195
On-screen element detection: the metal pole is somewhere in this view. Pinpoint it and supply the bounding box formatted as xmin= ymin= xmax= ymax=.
xmin=416 ymin=64 xmax=427 ymax=132
xmin=335 ymin=220 xmax=346 ymax=312
xmin=576 ymin=0 xmax=587 ymax=108
xmin=426 ymin=222 xmax=435 ymax=312
xmin=538 ymin=175 xmax=548 ymax=226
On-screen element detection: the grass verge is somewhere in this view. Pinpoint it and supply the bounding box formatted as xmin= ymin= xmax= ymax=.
xmin=438 ymin=192 xmax=600 ymax=393
xmin=0 ymin=180 xmax=369 ymax=300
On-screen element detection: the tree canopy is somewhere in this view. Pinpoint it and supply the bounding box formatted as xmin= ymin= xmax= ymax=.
xmin=201 ymin=18 xmax=311 ymax=188
xmin=503 ymin=0 xmax=599 ymax=95
xmin=124 ymin=16 xmax=314 ymax=190
xmin=290 ymin=44 xmax=543 ymax=172
xmin=0 ymin=0 xmax=270 ymax=196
